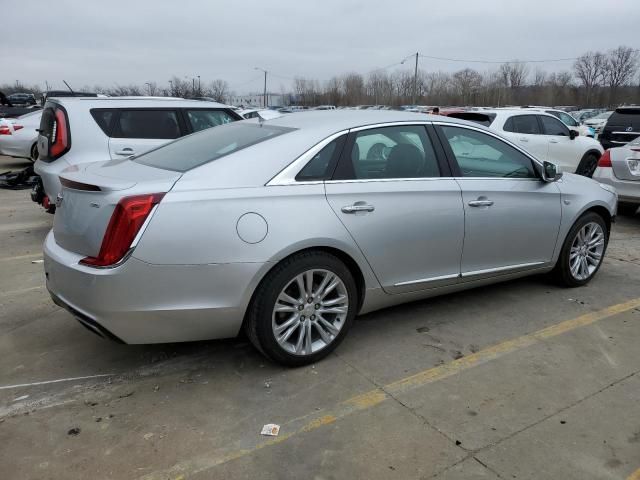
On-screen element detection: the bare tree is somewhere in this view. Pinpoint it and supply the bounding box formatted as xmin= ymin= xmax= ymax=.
xmin=603 ymin=46 xmax=639 ymax=106
xmin=574 ymin=51 xmax=606 ymax=105
xmin=342 ymin=73 xmax=365 ymax=105
xmin=452 ymin=68 xmax=483 ymax=104
xmin=206 ymin=79 xmax=229 ymax=103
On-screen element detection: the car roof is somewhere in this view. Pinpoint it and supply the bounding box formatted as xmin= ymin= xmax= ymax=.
xmin=47 ymin=96 xmax=231 ymax=109
xmin=250 ymin=110 xmax=482 ymax=137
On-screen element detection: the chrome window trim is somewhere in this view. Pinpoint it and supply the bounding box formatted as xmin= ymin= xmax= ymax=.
xmin=268 ymin=120 xmax=546 ymax=186
xmin=266 ymin=130 xmax=349 ymax=186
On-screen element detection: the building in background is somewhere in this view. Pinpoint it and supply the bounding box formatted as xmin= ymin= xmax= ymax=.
xmin=228 ymin=93 xmax=285 ymax=108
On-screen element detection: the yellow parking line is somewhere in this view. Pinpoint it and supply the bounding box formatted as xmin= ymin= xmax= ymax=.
xmin=139 ymin=297 xmax=640 ymax=480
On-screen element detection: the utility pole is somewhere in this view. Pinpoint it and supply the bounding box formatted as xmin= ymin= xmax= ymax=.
xmin=145 ymin=82 xmax=151 ymax=95
xmin=197 ymin=75 xmax=201 ymax=96
xmin=254 ymin=67 xmax=268 ymax=108
xmin=168 ymin=80 xmax=173 ymax=96
xmin=192 ymin=78 xmax=195 ymax=96
xmin=412 ymin=52 xmax=419 ymax=105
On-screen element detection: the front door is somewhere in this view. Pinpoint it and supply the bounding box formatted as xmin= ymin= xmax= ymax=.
xmin=436 ymin=124 xmax=562 ymax=279
xmin=324 ymin=124 xmax=465 ymax=294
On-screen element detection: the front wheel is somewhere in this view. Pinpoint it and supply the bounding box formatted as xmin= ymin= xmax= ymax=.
xmin=575 ymin=152 xmax=599 ymax=177
xmin=553 ymin=212 xmax=608 ymax=287
xmin=245 ymin=251 xmax=358 ymax=366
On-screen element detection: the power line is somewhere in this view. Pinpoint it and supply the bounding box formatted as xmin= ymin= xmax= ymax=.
xmin=418 ymin=49 xmax=640 ymax=65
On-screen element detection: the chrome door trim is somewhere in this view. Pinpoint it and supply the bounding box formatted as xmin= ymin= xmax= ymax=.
xmin=266 ymin=130 xmax=349 ymax=186
xmin=461 ymin=261 xmax=545 ymax=278
xmin=394 ymin=272 xmax=460 ymax=287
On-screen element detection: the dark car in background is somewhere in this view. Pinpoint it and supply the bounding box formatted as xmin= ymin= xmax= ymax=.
xmin=599 ymin=107 xmax=640 ymax=149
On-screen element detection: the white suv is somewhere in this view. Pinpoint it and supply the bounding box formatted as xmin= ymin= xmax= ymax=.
xmin=33 ymin=97 xmax=241 ymax=211
xmin=447 ymin=109 xmax=603 ymax=176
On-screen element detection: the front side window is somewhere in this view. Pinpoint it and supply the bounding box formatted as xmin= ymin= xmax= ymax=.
xmin=334 ymin=125 xmax=440 ymax=180
xmin=186 ymin=109 xmax=236 ymax=133
xmin=440 ymin=126 xmax=536 ymax=179
xmin=114 ymin=110 xmax=180 ymax=139
xmin=503 ymin=115 xmax=541 ymax=135
xmin=552 ymin=111 xmax=578 ymax=127
xmin=539 ymin=116 xmax=570 ymax=136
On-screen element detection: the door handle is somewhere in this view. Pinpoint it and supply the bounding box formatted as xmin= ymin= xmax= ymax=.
xmin=341 ymin=204 xmax=375 ymax=213
xmin=115 ymin=148 xmax=135 ymax=156
xmin=549 ymin=139 xmax=559 ymax=144
xmin=468 ymin=200 xmax=494 ymax=207
xmin=519 ymin=137 xmax=529 ymax=142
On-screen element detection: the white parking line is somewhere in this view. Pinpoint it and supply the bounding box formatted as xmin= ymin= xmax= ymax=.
xmin=0 ymin=374 xmax=115 ymax=391
xmin=0 ymin=253 xmax=43 ymax=263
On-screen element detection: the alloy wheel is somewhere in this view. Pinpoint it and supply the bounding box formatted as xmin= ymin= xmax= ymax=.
xmin=271 ymin=269 xmax=349 ymax=356
xmin=569 ymin=222 xmax=605 ymax=281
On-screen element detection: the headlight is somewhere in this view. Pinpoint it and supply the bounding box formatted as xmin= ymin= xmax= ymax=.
xmin=599 ymin=183 xmax=617 ymax=195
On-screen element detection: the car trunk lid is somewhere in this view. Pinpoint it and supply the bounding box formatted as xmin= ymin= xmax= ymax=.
xmin=611 ymin=144 xmax=640 ymax=181
xmin=53 ymin=159 xmax=181 ymax=258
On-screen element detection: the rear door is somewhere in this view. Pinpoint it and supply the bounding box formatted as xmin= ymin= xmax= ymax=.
xmin=501 ymin=114 xmax=549 ymax=161
xmin=324 ymin=124 xmax=465 ymax=294
xmin=108 ymin=109 xmax=183 ymax=159
xmin=435 ymin=124 xmax=561 ymax=279
xmin=538 ymin=115 xmax=578 ymax=173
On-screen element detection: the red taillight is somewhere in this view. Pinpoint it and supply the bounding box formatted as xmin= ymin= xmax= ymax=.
xmin=0 ymin=126 xmax=11 ymax=135
xmin=80 ymin=193 xmax=165 ymax=267
xmin=49 ymin=108 xmax=70 ymax=158
xmin=598 ymin=150 xmax=612 ymax=168
xmin=13 ymin=125 xmax=24 ymax=132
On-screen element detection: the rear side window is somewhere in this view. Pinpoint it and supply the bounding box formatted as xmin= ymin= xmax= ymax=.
xmin=113 ymin=110 xmax=180 ymax=139
xmin=90 ymin=109 xmax=115 ymax=136
xmin=296 ymin=136 xmax=346 ymax=181
xmin=134 ymin=123 xmax=296 ymax=172
xmin=539 ymin=116 xmax=570 ymax=136
xmin=503 ymin=115 xmax=540 ymax=134
xmin=186 ymin=109 xmax=236 ymax=133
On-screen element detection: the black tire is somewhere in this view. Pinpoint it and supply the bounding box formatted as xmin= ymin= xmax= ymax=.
xmin=245 ymin=251 xmax=358 ymax=367
xmin=30 ymin=143 xmax=38 ymax=162
xmin=575 ymin=152 xmax=600 ymax=177
xmin=552 ymin=212 xmax=609 ymax=287
xmin=617 ymin=202 xmax=639 ymax=217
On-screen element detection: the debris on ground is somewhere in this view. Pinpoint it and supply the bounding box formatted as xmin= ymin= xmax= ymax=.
xmin=0 ymin=167 xmax=39 ymax=190
xmin=451 ymin=350 xmax=464 ymax=360
xmin=31 ymin=259 xmax=44 ymax=264
xmin=12 ymin=395 xmax=29 ymax=402
xmin=143 ymin=433 xmax=154 ymax=440
xmin=67 ymin=427 xmax=81 ymax=436
xmin=260 ymin=424 xmax=280 ymax=436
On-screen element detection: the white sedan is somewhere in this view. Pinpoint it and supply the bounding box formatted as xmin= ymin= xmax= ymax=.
xmin=448 ymin=109 xmax=603 ymax=176
xmin=0 ymin=110 xmax=43 ymax=161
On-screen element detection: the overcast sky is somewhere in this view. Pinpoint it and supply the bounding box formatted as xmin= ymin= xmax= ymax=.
xmin=4 ymin=0 xmax=639 ymax=94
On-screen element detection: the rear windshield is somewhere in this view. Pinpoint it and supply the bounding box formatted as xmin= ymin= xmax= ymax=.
xmin=609 ymin=109 xmax=640 ymax=126
xmin=133 ymin=122 xmax=295 ymax=172
xmin=448 ymin=112 xmax=496 ymax=127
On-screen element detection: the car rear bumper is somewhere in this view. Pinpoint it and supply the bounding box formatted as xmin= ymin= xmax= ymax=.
xmin=34 ymin=158 xmax=68 ymax=204
xmin=593 ymin=167 xmax=640 ymax=204
xmin=43 ymin=230 xmax=266 ymax=344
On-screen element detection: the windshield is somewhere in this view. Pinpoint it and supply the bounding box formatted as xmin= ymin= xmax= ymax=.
xmin=592 ymin=111 xmax=613 ymax=120
xmin=134 ymin=122 xmax=296 ymax=172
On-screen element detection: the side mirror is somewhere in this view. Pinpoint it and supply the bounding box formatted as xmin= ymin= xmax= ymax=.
xmin=569 ymin=129 xmax=578 ymax=140
xmin=542 ymin=161 xmax=562 ymax=182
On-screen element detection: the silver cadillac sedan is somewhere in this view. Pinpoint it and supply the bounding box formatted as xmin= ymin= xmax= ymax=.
xmin=44 ymin=111 xmax=617 ymax=366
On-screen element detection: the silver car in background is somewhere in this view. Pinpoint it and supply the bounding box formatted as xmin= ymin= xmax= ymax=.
xmin=593 ymin=139 xmax=640 ymax=215
xmin=44 ymin=111 xmax=617 ymax=366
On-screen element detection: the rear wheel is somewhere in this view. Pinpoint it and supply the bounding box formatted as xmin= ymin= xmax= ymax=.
xmin=553 ymin=212 xmax=608 ymax=287
xmin=245 ymin=251 xmax=358 ymax=366
xmin=30 ymin=143 xmax=39 ymax=162
xmin=575 ymin=152 xmax=599 ymax=177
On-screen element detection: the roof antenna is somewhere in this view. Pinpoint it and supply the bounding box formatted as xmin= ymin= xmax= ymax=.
xmin=63 ymin=80 xmax=75 ymax=94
